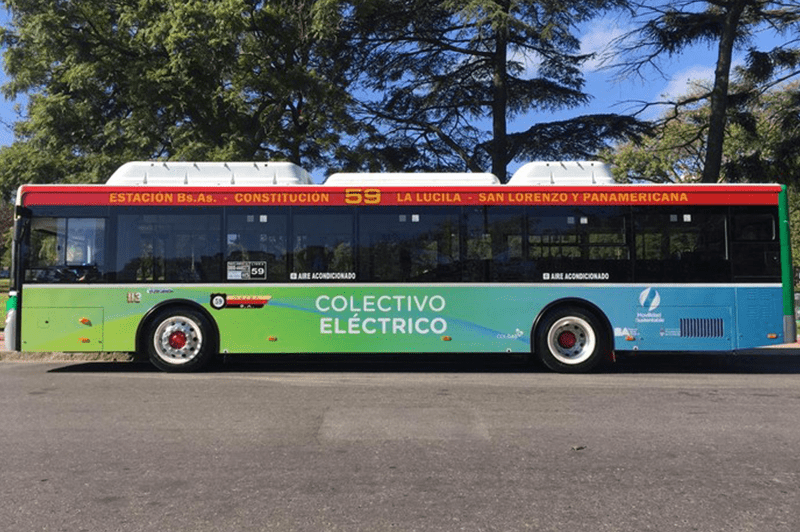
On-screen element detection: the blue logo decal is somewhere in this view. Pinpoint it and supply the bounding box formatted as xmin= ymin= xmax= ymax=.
xmin=639 ymin=288 xmax=661 ymax=311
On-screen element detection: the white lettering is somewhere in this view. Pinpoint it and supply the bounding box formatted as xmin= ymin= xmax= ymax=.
xmin=316 ymin=293 xmax=450 ymax=336
xmin=320 ymin=317 xmax=333 ymax=334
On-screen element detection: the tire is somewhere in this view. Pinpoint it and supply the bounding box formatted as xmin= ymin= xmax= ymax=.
xmin=535 ymin=306 xmax=609 ymax=373
xmin=143 ymin=307 xmax=216 ymax=372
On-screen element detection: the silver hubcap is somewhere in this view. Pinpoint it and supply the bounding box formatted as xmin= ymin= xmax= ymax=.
xmin=153 ymin=315 xmax=203 ymax=365
xmin=546 ymin=316 xmax=596 ymax=365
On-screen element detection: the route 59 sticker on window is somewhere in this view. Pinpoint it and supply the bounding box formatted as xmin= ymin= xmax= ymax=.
xmin=227 ymin=261 xmax=267 ymax=280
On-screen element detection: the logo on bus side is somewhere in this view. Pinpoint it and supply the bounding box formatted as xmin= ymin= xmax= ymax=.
xmin=638 ymin=288 xmax=661 ymax=311
xmin=636 ymin=288 xmax=665 ymax=324
xmin=210 ymin=293 xmax=272 ymax=310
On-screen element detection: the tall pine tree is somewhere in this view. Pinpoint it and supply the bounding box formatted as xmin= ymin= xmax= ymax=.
xmin=342 ymin=0 xmax=648 ymax=180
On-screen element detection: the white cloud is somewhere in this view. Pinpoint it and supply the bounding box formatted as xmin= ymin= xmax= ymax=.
xmin=581 ymin=22 xmax=628 ymax=73
xmin=658 ymin=65 xmax=716 ymax=101
xmin=509 ymin=19 xmax=629 ymax=77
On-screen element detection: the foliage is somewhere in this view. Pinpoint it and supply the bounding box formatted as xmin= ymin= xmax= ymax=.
xmin=0 ymin=201 xmax=12 ymax=269
xmin=339 ymin=0 xmax=649 ymax=180
xmin=611 ymin=0 xmax=800 ymax=183
xmin=604 ymin=80 xmax=800 ymax=268
xmin=0 ymin=0 xmax=361 ymax=197
xmin=605 ymin=81 xmax=800 ymax=183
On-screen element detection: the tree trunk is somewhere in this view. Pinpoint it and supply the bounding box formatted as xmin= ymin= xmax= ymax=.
xmin=702 ymin=0 xmax=747 ymax=183
xmin=491 ymin=5 xmax=510 ymax=182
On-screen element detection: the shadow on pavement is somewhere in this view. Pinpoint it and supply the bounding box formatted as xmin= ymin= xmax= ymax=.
xmin=613 ymin=351 xmax=800 ymax=374
xmin=44 ymin=349 xmax=800 ymax=374
xmin=48 ymin=353 xmax=531 ymax=374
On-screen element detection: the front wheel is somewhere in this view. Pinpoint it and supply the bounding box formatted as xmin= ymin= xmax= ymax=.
xmin=535 ymin=307 xmax=609 ymax=373
xmin=143 ymin=307 xmax=216 ymax=372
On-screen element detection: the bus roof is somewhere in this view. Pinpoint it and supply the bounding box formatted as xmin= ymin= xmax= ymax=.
xmin=15 ymin=160 xmax=785 ymax=208
xmin=105 ymin=160 xmax=614 ymax=187
xmin=106 ymin=161 xmax=313 ymax=186
xmin=508 ymin=161 xmax=615 ymax=185
xmin=323 ymin=172 xmax=501 ymax=186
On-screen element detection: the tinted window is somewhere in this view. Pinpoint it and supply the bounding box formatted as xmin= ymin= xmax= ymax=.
xmin=485 ymin=207 xmax=526 ymax=281
xmin=25 ymin=217 xmax=107 ymax=283
xmin=528 ymin=207 xmax=631 ymax=282
xmin=730 ymin=207 xmax=780 ymax=281
xmin=226 ymin=209 xmax=288 ymax=282
xmin=116 ymin=209 xmax=222 ymax=282
xmin=358 ymin=207 xmax=460 ymax=282
xmin=634 ymin=208 xmax=729 ymax=283
xmin=293 ymin=208 xmax=354 ymax=279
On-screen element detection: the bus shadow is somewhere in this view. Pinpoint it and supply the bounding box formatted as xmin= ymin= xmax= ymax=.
xmin=613 ymin=352 xmax=800 ymax=374
xmin=48 ymin=353 xmax=530 ymax=374
xmin=46 ymin=351 xmax=800 ymax=374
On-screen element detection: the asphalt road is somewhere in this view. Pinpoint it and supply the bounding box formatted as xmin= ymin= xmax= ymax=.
xmin=2 ymin=352 xmax=800 ymax=532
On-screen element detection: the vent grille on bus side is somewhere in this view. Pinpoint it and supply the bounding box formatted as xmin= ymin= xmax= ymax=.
xmin=680 ymin=318 xmax=724 ymax=338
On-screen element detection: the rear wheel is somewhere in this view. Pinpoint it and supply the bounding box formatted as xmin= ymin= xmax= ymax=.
xmin=143 ymin=307 xmax=216 ymax=372
xmin=535 ymin=307 xmax=609 ymax=373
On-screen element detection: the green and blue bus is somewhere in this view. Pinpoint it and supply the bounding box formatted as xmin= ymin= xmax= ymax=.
xmin=4 ymin=161 xmax=794 ymax=372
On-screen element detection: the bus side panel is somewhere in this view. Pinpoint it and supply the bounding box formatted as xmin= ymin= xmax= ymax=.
xmin=595 ymin=286 xmax=783 ymax=352
xmin=209 ymin=286 xmax=534 ymax=354
xmin=21 ymin=307 xmax=104 ymax=352
xmin=734 ymin=287 xmax=787 ymax=349
xmin=601 ymin=286 xmax=735 ymax=352
xmin=19 ymin=287 xmax=138 ymax=352
xmin=16 ymin=284 xmax=786 ymax=355
xmin=206 ymin=285 xmax=763 ymax=354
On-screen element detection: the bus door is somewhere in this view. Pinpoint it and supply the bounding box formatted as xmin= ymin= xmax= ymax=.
xmin=16 ymin=213 xmax=107 ymax=352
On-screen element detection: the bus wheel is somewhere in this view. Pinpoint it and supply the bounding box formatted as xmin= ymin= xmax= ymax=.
xmin=536 ymin=307 xmax=608 ymax=373
xmin=144 ymin=308 xmax=215 ymax=372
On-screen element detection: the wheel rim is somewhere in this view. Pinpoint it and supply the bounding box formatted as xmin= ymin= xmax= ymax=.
xmin=152 ymin=315 xmax=204 ymax=365
xmin=546 ymin=316 xmax=596 ymax=365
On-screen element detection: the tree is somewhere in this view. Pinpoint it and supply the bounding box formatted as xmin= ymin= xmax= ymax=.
xmin=605 ymin=80 xmax=800 ymax=269
xmin=605 ymin=80 xmax=800 ymax=183
xmin=341 ymin=0 xmax=649 ymax=180
xmin=0 ymin=0 xmax=361 ymax=196
xmin=0 ymin=200 xmax=13 ymax=269
xmin=1 ymin=0 xmax=651 ymax=189
xmin=612 ymin=0 xmax=800 ymax=183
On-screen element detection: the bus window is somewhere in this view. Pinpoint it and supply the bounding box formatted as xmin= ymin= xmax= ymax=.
xmin=116 ymin=211 xmax=222 ymax=282
xmin=357 ymin=210 xmax=412 ymax=282
xmin=226 ymin=210 xmax=289 ymax=281
xmin=463 ymin=207 xmax=526 ymax=282
xmin=486 ymin=207 xmax=525 ymax=281
xmin=528 ymin=207 xmax=630 ymax=282
xmin=358 ymin=207 xmax=460 ymax=282
xmin=293 ymin=209 xmax=354 ymax=276
xmin=464 ymin=207 xmax=492 ymax=281
xmin=25 ymin=217 xmax=106 ymax=283
xmin=634 ymin=208 xmax=728 ymax=283
xmin=731 ymin=208 xmax=780 ymax=281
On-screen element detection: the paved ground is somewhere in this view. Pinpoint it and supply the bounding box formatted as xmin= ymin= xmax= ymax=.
xmin=3 ymin=353 xmax=800 ymax=531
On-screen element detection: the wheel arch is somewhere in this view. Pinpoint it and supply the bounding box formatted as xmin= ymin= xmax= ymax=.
xmin=530 ymin=297 xmax=614 ymax=357
xmin=136 ymin=299 xmax=220 ymax=356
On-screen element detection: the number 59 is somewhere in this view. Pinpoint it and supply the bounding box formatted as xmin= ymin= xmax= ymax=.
xmin=345 ymin=188 xmax=381 ymax=205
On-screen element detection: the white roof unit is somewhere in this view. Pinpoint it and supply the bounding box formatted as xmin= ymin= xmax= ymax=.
xmin=508 ymin=161 xmax=615 ymax=186
xmin=106 ymin=161 xmax=313 ymax=186
xmin=323 ymin=172 xmax=501 ymax=186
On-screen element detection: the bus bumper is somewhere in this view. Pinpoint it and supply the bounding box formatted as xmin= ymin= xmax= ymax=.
xmin=786 ymin=315 xmax=797 ymax=344
xmin=5 ymin=292 xmax=17 ymax=351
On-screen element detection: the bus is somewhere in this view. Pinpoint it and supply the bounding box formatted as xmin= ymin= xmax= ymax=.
xmin=4 ymin=160 xmax=794 ymax=373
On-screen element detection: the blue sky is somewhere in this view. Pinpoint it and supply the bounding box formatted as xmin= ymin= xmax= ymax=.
xmin=0 ymin=9 xmax=747 ymax=166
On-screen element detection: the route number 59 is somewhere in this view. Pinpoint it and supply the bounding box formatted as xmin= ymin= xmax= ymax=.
xmin=345 ymin=188 xmax=381 ymax=205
